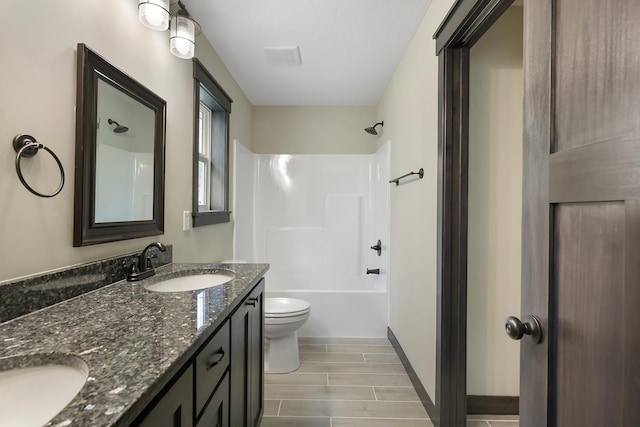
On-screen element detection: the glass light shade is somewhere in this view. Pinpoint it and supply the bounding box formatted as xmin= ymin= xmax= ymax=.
xmin=139 ymin=0 xmax=170 ymax=31
xmin=170 ymin=16 xmax=196 ymax=59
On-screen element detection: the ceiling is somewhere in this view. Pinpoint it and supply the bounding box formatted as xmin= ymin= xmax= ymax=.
xmin=182 ymin=0 xmax=432 ymax=106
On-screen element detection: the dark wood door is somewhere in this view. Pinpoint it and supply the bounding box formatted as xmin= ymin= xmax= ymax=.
xmin=196 ymin=372 xmax=229 ymax=427
xmin=248 ymin=286 xmax=264 ymax=426
xmin=230 ymin=292 xmax=251 ymax=427
xmin=230 ymin=279 xmax=264 ymax=427
xmin=137 ymin=365 xmax=194 ymax=427
xmin=522 ymin=0 xmax=640 ymax=425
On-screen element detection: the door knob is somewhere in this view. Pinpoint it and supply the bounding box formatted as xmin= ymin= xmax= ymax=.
xmin=505 ymin=315 xmax=542 ymax=344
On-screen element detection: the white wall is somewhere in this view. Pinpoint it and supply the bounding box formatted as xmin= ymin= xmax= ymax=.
xmin=252 ymin=106 xmax=376 ymax=154
xmin=0 ymin=0 xmax=252 ymax=282
xmin=376 ymin=0 xmax=457 ymax=401
xmin=467 ymin=6 xmax=523 ymax=397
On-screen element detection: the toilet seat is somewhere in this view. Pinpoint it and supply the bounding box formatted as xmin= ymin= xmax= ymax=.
xmin=265 ymin=308 xmax=310 ymax=319
xmin=264 ymin=312 xmax=309 ymax=325
xmin=265 ymin=298 xmax=310 ymax=317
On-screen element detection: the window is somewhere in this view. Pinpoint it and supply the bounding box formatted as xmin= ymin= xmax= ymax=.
xmin=198 ymin=102 xmax=212 ymax=210
xmin=192 ymin=59 xmax=232 ymax=226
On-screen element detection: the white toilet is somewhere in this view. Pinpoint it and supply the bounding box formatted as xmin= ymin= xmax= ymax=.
xmin=264 ymin=297 xmax=311 ymax=374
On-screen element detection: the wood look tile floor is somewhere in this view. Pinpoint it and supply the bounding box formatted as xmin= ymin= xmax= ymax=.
xmin=466 ymin=415 xmax=520 ymax=427
xmin=260 ymin=337 xmax=519 ymax=427
xmin=261 ymin=337 xmax=431 ymax=427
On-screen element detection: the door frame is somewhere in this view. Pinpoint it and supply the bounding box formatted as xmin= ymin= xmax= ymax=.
xmin=433 ymin=1 xmax=517 ymax=425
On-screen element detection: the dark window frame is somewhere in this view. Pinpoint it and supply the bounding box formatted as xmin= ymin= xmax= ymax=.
xmin=192 ymin=58 xmax=233 ymax=226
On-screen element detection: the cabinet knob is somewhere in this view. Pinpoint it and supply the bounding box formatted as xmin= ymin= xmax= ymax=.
xmin=205 ymin=350 xmax=225 ymax=370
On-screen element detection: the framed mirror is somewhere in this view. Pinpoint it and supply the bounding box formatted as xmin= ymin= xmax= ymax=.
xmin=73 ymin=43 xmax=166 ymax=246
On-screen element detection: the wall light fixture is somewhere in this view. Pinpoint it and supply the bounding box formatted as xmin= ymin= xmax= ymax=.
xmin=138 ymin=0 xmax=171 ymax=31
xmin=138 ymin=0 xmax=200 ymax=60
xmin=170 ymin=10 xmax=200 ymax=59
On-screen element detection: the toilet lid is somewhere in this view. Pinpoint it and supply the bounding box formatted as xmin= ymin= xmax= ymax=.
xmin=265 ymin=298 xmax=310 ymax=315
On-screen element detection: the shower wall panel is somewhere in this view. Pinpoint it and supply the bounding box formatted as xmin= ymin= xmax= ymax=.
xmin=233 ymin=141 xmax=255 ymax=261
xmin=95 ymin=145 xmax=153 ymax=222
xmin=234 ymin=145 xmax=390 ymax=337
xmin=254 ymin=155 xmax=375 ymax=291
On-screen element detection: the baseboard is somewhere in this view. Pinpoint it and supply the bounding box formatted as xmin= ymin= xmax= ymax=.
xmin=387 ymin=327 xmax=437 ymax=422
xmin=467 ymin=395 xmax=519 ymax=415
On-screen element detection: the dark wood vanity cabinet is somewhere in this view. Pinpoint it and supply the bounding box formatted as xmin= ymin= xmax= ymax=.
xmin=196 ymin=372 xmax=229 ymax=427
xmin=195 ymin=320 xmax=230 ymax=417
xmin=133 ymin=279 xmax=264 ymax=427
xmin=138 ymin=365 xmax=194 ymax=427
xmin=230 ymin=281 xmax=265 ymax=427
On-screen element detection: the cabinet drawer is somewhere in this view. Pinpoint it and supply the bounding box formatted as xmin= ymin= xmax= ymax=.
xmin=195 ymin=319 xmax=230 ymax=416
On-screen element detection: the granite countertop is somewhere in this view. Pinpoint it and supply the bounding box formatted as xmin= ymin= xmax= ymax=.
xmin=0 ymin=262 xmax=269 ymax=427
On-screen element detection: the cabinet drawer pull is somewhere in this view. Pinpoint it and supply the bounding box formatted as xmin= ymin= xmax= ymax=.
xmin=246 ymin=297 xmax=259 ymax=307
xmin=206 ymin=350 xmax=225 ymax=370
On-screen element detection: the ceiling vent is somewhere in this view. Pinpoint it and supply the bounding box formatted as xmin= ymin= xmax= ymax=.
xmin=264 ymin=46 xmax=302 ymax=66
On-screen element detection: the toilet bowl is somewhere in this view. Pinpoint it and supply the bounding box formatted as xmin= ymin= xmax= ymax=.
xmin=264 ymin=297 xmax=311 ymax=374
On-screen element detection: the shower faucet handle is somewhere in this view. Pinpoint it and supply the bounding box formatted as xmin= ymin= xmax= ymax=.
xmin=370 ymin=240 xmax=382 ymax=256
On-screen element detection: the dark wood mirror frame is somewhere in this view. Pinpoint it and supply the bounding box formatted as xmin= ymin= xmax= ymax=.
xmin=73 ymin=43 xmax=166 ymax=247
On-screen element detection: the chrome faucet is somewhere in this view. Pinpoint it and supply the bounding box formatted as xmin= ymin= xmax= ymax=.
xmin=126 ymin=242 xmax=167 ymax=282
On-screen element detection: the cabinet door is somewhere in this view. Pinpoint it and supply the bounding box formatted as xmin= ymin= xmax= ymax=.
xmin=230 ymin=279 xmax=264 ymax=427
xmin=138 ymin=365 xmax=193 ymax=427
xmin=196 ymin=372 xmax=229 ymax=427
xmin=248 ymin=284 xmax=264 ymax=426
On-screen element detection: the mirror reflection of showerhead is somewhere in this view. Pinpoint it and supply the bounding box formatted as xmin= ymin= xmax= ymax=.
xmin=107 ymin=118 xmax=129 ymax=134
xmin=364 ymin=121 xmax=384 ymax=135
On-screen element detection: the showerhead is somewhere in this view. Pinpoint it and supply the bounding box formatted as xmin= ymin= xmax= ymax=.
xmin=108 ymin=118 xmax=129 ymax=134
xmin=364 ymin=121 xmax=384 ymax=135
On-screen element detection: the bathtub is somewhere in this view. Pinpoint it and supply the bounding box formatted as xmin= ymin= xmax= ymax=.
xmin=265 ymin=273 xmax=388 ymax=338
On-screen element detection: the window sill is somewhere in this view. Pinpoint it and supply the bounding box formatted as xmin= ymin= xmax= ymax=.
xmin=192 ymin=211 xmax=231 ymax=227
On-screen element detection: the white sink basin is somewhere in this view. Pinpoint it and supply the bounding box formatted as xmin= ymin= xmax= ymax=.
xmin=144 ymin=271 xmax=235 ymax=292
xmin=0 ymin=357 xmax=88 ymax=427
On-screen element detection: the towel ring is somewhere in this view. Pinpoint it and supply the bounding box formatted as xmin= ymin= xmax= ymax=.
xmin=13 ymin=134 xmax=65 ymax=198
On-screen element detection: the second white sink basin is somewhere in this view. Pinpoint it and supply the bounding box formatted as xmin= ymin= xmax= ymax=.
xmin=144 ymin=271 xmax=235 ymax=292
xmin=0 ymin=356 xmax=88 ymax=427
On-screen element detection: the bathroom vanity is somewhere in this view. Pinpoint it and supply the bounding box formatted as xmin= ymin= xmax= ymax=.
xmin=136 ymin=276 xmax=264 ymax=427
xmin=0 ymin=261 xmax=268 ymax=426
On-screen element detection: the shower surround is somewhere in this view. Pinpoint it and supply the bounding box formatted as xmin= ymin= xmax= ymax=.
xmin=234 ymin=142 xmax=390 ymax=337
